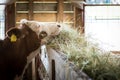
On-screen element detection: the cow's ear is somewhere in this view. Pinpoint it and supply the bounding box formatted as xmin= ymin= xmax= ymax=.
xmin=39 ymin=31 xmax=47 ymax=39
xmin=6 ymin=28 xmax=22 ymax=42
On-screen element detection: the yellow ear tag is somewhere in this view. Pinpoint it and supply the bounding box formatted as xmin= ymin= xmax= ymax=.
xmin=10 ymin=34 xmax=17 ymax=42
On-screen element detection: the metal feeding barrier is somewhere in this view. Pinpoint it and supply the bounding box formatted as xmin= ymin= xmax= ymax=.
xmin=40 ymin=45 xmax=91 ymax=80
xmin=23 ymin=45 xmax=91 ymax=80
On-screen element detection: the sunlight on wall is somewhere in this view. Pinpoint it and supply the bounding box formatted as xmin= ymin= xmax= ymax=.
xmin=0 ymin=5 xmax=5 ymax=40
xmin=85 ymin=6 xmax=120 ymax=51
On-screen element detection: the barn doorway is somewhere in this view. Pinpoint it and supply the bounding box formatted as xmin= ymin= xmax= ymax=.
xmin=85 ymin=5 xmax=120 ymax=51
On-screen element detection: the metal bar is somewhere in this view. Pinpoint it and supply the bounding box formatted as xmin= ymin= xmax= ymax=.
xmin=34 ymin=1 xmax=57 ymax=3
xmin=95 ymin=16 xmax=120 ymax=20
xmin=32 ymin=58 xmax=36 ymax=80
xmin=51 ymin=59 xmax=55 ymax=80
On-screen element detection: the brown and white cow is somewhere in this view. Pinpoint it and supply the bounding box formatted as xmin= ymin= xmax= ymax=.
xmin=0 ymin=24 xmax=46 ymax=80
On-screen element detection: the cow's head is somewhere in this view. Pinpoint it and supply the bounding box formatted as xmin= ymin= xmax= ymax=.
xmin=20 ymin=19 xmax=40 ymax=35
xmin=6 ymin=27 xmax=22 ymax=42
xmin=20 ymin=19 xmax=62 ymax=37
xmin=6 ymin=24 xmax=47 ymax=53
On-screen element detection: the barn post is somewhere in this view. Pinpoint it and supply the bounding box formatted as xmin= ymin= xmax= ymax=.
xmin=74 ymin=7 xmax=79 ymax=28
xmin=57 ymin=0 xmax=64 ymax=23
xmin=73 ymin=1 xmax=84 ymax=33
xmin=28 ymin=0 xmax=33 ymax=20
xmin=5 ymin=3 xmax=16 ymax=32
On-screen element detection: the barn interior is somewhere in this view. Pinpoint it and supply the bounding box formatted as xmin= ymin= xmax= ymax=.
xmin=0 ymin=0 xmax=120 ymax=80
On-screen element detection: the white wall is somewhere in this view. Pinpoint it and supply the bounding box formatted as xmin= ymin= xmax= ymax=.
xmin=85 ymin=6 xmax=120 ymax=51
xmin=0 ymin=5 xmax=5 ymax=40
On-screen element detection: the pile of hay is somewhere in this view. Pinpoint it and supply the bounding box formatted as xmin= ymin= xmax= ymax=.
xmin=47 ymin=24 xmax=120 ymax=80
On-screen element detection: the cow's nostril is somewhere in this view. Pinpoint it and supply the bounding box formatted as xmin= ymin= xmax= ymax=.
xmin=39 ymin=31 xmax=47 ymax=39
xmin=57 ymin=25 xmax=61 ymax=27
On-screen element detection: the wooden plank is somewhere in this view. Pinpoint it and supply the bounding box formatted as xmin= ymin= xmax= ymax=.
xmin=17 ymin=11 xmax=57 ymax=13
xmin=34 ymin=13 xmax=57 ymax=22
xmin=34 ymin=1 xmax=57 ymax=3
xmin=28 ymin=0 xmax=33 ymax=20
xmin=17 ymin=11 xmax=29 ymax=13
xmin=17 ymin=0 xmax=28 ymax=1
xmin=64 ymin=11 xmax=74 ymax=13
xmin=57 ymin=0 xmax=63 ymax=22
xmin=16 ymin=3 xmax=28 ymax=11
xmin=34 ymin=0 xmax=56 ymax=1
xmin=16 ymin=1 xmax=71 ymax=4
xmin=34 ymin=3 xmax=57 ymax=11
xmin=64 ymin=1 xmax=71 ymax=3
xmin=16 ymin=1 xmax=29 ymax=3
xmin=34 ymin=11 xmax=57 ymax=13
xmin=64 ymin=3 xmax=74 ymax=11
xmin=16 ymin=13 xmax=28 ymax=22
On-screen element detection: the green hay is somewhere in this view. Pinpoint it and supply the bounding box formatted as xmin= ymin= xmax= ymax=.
xmin=47 ymin=24 xmax=120 ymax=80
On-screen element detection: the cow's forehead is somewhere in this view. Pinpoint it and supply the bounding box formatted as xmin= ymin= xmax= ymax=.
xmin=19 ymin=24 xmax=33 ymax=30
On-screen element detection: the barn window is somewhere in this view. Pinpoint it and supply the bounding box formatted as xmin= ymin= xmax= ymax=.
xmin=86 ymin=0 xmax=120 ymax=4
xmin=85 ymin=5 xmax=120 ymax=51
xmin=0 ymin=5 xmax=5 ymax=40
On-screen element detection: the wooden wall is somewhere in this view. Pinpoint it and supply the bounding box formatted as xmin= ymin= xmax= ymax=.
xmin=16 ymin=0 xmax=74 ymax=26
